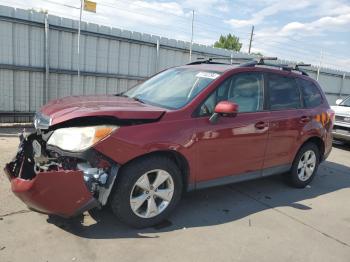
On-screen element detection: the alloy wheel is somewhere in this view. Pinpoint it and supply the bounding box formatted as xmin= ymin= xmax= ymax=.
xmin=297 ymin=150 xmax=316 ymax=181
xmin=129 ymin=169 xmax=174 ymax=218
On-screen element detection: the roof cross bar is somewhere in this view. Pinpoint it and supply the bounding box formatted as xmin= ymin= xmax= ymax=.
xmin=239 ymin=57 xmax=278 ymax=67
xmin=187 ymin=56 xmax=252 ymax=65
xmin=293 ymin=63 xmax=311 ymax=76
xmin=257 ymin=57 xmax=278 ymax=64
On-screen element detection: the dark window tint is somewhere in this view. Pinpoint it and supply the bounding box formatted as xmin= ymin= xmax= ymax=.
xmin=199 ymin=72 xmax=264 ymax=116
xmin=268 ymin=74 xmax=300 ymax=110
xmin=297 ymin=78 xmax=323 ymax=108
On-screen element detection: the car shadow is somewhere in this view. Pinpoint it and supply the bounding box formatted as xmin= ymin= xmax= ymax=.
xmin=333 ymin=140 xmax=350 ymax=152
xmin=47 ymin=160 xmax=350 ymax=239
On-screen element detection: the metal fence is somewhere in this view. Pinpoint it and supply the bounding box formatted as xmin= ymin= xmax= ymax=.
xmin=0 ymin=5 xmax=349 ymax=123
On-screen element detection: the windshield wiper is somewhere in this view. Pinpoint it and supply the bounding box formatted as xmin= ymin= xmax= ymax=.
xmin=115 ymin=92 xmax=128 ymax=97
xmin=131 ymin=96 xmax=146 ymax=104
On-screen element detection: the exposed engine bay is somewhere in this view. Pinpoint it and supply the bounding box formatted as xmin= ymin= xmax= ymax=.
xmin=6 ymin=128 xmax=118 ymax=208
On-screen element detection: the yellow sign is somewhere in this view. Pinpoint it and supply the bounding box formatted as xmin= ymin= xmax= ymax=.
xmin=84 ymin=0 xmax=96 ymax=13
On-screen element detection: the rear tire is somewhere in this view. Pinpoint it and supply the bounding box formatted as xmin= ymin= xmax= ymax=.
xmin=110 ymin=155 xmax=183 ymax=228
xmin=288 ymin=143 xmax=320 ymax=188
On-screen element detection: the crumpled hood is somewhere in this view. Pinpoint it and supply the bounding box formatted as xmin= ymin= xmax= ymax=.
xmin=331 ymin=105 xmax=350 ymax=116
xmin=40 ymin=95 xmax=166 ymax=125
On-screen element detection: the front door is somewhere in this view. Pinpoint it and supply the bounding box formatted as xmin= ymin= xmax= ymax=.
xmin=194 ymin=72 xmax=269 ymax=184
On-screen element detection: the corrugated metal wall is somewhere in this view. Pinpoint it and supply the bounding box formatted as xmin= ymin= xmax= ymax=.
xmin=0 ymin=5 xmax=349 ymax=123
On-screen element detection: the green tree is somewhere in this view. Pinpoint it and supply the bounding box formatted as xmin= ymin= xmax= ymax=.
xmin=214 ymin=34 xmax=242 ymax=51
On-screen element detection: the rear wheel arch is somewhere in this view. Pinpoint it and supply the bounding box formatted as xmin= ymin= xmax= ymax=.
xmin=297 ymin=136 xmax=325 ymax=161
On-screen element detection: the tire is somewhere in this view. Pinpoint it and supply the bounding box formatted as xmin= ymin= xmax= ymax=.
xmin=110 ymin=155 xmax=183 ymax=228
xmin=288 ymin=142 xmax=320 ymax=188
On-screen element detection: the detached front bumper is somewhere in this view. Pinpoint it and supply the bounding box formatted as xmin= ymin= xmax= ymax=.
xmin=4 ymin=162 xmax=98 ymax=217
xmin=3 ymin=131 xmax=107 ymax=218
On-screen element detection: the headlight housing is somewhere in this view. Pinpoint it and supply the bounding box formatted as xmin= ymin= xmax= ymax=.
xmin=33 ymin=112 xmax=52 ymax=130
xmin=47 ymin=125 xmax=118 ymax=152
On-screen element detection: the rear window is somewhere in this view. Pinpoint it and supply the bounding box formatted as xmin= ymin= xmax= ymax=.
xmin=297 ymin=78 xmax=323 ymax=108
xmin=268 ymin=74 xmax=301 ymax=110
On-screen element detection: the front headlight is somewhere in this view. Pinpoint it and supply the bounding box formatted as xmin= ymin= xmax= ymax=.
xmin=47 ymin=125 xmax=118 ymax=152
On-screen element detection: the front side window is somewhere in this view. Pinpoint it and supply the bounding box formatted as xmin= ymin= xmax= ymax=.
xmin=199 ymin=72 xmax=264 ymax=116
xmin=123 ymin=68 xmax=221 ymax=109
xmin=268 ymin=74 xmax=301 ymax=110
xmin=297 ymin=78 xmax=323 ymax=108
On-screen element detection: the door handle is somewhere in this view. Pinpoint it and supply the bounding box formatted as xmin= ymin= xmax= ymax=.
xmin=300 ymin=116 xmax=310 ymax=124
xmin=255 ymin=121 xmax=268 ymax=129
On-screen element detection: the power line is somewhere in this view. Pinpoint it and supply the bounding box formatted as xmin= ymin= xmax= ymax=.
xmin=6 ymin=0 xmax=348 ymax=70
xmin=105 ymin=0 xmax=252 ymax=35
xmin=36 ymin=0 xmax=251 ymax=46
xmin=253 ymin=38 xmax=349 ymax=63
xmin=254 ymin=42 xmax=345 ymax=70
xmin=254 ymin=34 xmax=350 ymax=57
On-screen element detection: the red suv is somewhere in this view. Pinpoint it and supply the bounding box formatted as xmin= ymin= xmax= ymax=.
xmin=4 ymin=58 xmax=334 ymax=228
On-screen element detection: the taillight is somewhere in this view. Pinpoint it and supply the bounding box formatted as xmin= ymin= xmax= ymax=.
xmin=327 ymin=109 xmax=335 ymax=128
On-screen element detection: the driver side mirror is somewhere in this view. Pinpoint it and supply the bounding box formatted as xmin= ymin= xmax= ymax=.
xmin=336 ymin=98 xmax=343 ymax=105
xmin=209 ymin=101 xmax=239 ymax=124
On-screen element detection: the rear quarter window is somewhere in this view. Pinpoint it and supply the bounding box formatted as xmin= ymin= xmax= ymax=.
xmin=297 ymin=78 xmax=323 ymax=108
xmin=267 ymin=73 xmax=301 ymax=110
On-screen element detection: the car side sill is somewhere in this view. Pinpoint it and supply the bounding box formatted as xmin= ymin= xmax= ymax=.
xmin=188 ymin=164 xmax=291 ymax=191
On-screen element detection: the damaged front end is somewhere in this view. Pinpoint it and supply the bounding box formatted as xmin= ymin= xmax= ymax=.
xmin=4 ymin=122 xmax=119 ymax=218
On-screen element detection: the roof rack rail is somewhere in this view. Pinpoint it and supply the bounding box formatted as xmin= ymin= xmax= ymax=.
xmin=187 ymin=57 xmax=311 ymax=76
xmin=187 ymin=56 xmax=250 ymax=65
xmin=239 ymin=58 xmax=311 ymax=76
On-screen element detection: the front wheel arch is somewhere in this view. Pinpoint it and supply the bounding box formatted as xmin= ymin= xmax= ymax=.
xmin=118 ymin=150 xmax=191 ymax=191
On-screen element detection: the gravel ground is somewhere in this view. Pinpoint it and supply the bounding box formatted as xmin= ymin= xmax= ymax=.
xmin=0 ymin=128 xmax=349 ymax=262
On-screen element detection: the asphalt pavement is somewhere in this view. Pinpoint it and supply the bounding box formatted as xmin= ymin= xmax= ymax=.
xmin=0 ymin=128 xmax=349 ymax=262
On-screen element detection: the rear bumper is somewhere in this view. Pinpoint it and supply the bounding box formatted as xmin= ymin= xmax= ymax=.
xmin=332 ymin=131 xmax=350 ymax=142
xmin=332 ymin=122 xmax=350 ymax=141
xmin=4 ymin=163 xmax=98 ymax=218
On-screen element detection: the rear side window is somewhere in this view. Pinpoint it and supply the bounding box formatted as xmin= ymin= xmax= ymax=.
xmin=268 ymin=74 xmax=301 ymax=110
xmin=297 ymin=78 xmax=323 ymax=108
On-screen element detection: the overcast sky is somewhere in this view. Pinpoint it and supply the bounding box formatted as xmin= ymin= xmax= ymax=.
xmin=0 ymin=0 xmax=349 ymax=71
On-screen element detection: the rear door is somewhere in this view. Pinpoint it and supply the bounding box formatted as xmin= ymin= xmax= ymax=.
xmin=263 ymin=73 xmax=306 ymax=172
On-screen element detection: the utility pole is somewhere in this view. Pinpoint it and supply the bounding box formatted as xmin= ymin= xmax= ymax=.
xmin=248 ymin=25 xmax=254 ymax=54
xmin=316 ymin=49 xmax=323 ymax=80
xmin=44 ymin=12 xmax=49 ymax=104
xmin=189 ymin=10 xmax=194 ymax=62
xmin=77 ymin=0 xmax=83 ymax=87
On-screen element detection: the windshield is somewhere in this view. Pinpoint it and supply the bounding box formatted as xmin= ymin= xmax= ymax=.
xmin=123 ymin=68 xmax=221 ymax=109
xmin=340 ymin=96 xmax=350 ymax=107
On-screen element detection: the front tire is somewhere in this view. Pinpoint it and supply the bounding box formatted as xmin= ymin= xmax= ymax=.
xmin=288 ymin=143 xmax=320 ymax=188
xmin=110 ymin=155 xmax=183 ymax=228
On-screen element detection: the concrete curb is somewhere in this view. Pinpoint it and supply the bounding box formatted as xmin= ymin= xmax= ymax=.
xmin=0 ymin=123 xmax=33 ymax=128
